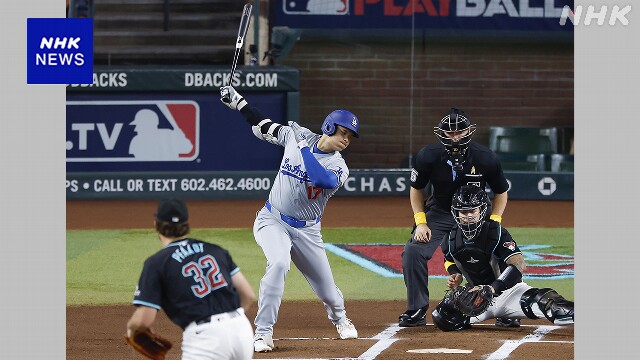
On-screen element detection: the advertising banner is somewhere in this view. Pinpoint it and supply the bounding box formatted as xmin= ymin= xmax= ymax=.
xmin=66 ymin=170 xmax=573 ymax=200
xmin=66 ymin=66 xmax=299 ymax=92
xmin=66 ymin=92 xmax=288 ymax=172
xmin=271 ymin=0 xmax=573 ymax=32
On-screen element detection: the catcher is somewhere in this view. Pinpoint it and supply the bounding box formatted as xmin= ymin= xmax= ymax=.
xmin=125 ymin=198 xmax=256 ymax=359
xmin=431 ymin=185 xmax=574 ymax=331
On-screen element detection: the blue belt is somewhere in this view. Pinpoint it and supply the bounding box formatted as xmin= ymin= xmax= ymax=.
xmin=265 ymin=201 xmax=319 ymax=228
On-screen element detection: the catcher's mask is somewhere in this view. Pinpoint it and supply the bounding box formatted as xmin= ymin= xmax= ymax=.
xmin=451 ymin=185 xmax=489 ymax=240
xmin=322 ymin=110 xmax=360 ymax=138
xmin=433 ymin=108 xmax=476 ymax=170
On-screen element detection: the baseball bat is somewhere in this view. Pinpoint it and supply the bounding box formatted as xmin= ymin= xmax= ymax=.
xmin=228 ymin=3 xmax=253 ymax=86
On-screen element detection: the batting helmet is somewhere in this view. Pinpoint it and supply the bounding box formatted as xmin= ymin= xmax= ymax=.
xmin=451 ymin=185 xmax=489 ymax=240
xmin=431 ymin=302 xmax=471 ymax=332
xmin=321 ymin=110 xmax=359 ymax=138
xmin=130 ymin=109 xmax=160 ymax=129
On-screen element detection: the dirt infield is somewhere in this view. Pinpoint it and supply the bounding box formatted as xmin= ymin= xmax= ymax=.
xmin=67 ymin=198 xmax=573 ymax=229
xmin=67 ymin=198 xmax=573 ymax=359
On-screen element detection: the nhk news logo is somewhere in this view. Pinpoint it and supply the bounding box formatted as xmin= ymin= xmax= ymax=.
xmin=27 ymin=18 xmax=93 ymax=84
xmin=66 ymin=101 xmax=200 ymax=162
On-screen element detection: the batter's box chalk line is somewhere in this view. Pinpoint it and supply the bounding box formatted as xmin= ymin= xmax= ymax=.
xmin=265 ymin=324 xmax=572 ymax=360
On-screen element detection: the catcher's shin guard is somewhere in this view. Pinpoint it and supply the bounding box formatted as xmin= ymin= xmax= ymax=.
xmin=431 ymin=302 xmax=471 ymax=331
xmin=520 ymin=288 xmax=574 ymax=324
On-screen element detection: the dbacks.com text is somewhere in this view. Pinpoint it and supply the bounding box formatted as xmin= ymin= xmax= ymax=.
xmin=185 ymin=72 xmax=278 ymax=88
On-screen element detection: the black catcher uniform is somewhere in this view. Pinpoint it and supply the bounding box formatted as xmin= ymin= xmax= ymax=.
xmin=400 ymin=108 xmax=509 ymax=327
xmin=431 ymin=185 xmax=575 ymax=331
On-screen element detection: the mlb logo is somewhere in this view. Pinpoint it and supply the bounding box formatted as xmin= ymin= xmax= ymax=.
xmin=27 ymin=18 xmax=93 ymax=84
xmin=284 ymin=0 xmax=349 ymax=15
xmin=66 ymin=100 xmax=199 ymax=162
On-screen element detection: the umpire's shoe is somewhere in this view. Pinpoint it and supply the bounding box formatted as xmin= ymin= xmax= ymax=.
xmin=399 ymin=307 xmax=427 ymax=327
xmin=495 ymin=317 xmax=521 ymax=328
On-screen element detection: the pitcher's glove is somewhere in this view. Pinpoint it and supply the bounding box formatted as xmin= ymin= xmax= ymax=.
xmin=451 ymin=285 xmax=494 ymax=317
xmin=124 ymin=329 xmax=173 ymax=360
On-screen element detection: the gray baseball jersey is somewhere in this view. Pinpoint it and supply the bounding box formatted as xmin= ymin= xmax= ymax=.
xmin=251 ymin=123 xmax=350 ymax=336
xmin=267 ymin=126 xmax=348 ymax=221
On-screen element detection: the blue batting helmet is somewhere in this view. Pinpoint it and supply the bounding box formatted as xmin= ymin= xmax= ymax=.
xmin=321 ymin=110 xmax=359 ymax=138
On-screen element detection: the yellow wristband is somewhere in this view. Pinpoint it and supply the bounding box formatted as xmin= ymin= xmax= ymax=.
xmin=490 ymin=214 xmax=502 ymax=223
xmin=414 ymin=212 xmax=427 ymax=226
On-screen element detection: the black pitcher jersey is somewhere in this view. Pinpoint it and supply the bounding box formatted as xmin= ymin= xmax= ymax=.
xmin=442 ymin=221 xmax=522 ymax=287
xmin=410 ymin=142 xmax=509 ymax=210
xmin=133 ymin=238 xmax=241 ymax=329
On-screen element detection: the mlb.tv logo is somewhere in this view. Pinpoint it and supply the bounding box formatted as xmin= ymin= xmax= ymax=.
xmin=66 ymin=101 xmax=200 ymax=162
xmin=27 ymin=18 xmax=93 ymax=84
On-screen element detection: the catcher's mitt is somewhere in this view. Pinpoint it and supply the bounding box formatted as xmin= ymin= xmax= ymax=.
xmin=124 ymin=329 xmax=172 ymax=360
xmin=450 ymin=285 xmax=494 ymax=317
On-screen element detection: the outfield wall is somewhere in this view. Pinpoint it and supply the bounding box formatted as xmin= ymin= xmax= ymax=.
xmin=66 ymin=67 xmax=573 ymax=201
xmin=66 ymin=170 xmax=573 ymax=200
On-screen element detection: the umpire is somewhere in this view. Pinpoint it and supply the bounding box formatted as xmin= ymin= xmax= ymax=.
xmin=399 ymin=108 xmax=510 ymax=327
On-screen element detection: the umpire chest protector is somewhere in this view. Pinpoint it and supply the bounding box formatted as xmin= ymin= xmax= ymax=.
xmin=446 ymin=222 xmax=505 ymax=287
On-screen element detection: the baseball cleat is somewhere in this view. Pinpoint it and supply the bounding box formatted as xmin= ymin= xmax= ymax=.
xmin=253 ymin=334 xmax=274 ymax=352
xmin=495 ymin=317 xmax=521 ymax=328
xmin=399 ymin=307 xmax=427 ymax=327
xmin=336 ymin=318 xmax=358 ymax=339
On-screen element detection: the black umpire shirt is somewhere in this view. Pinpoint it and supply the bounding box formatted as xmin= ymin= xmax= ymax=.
xmin=410 ymin=142 xmax=509 ymax=210
xmin=133 ymin=238 xmax=242 ymax=329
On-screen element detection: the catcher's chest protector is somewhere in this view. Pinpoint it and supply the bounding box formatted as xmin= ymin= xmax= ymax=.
xmin=449 ymin=225 xmax=501 ymax=285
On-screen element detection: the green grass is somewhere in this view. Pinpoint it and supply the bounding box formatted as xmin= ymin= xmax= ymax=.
xmin=67 ymin=227 xmax=573 ymax=305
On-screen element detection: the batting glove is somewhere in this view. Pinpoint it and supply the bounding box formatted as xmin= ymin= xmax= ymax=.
xmin=220 ymin=86 xmax=247 ymax=110
xmin=288 ymin=121 xmax=309 ymax=149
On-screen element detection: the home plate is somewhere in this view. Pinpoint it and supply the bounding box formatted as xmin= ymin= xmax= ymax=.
xmin=407 ymin=348 xmax=473 ymax=354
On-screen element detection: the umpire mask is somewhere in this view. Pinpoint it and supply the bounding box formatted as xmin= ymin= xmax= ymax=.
xmin=434 ymin=108 xmax=477 ymax=170
xmin=451 ymin=185 xmax=489 ymax=240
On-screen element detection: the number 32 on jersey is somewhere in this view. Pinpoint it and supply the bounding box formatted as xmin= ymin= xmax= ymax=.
xmin=182 ymin=255 xmax=228 ymax=298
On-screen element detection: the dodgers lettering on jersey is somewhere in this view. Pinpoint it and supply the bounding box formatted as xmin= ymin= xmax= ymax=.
xmin=267 ymin=126 xmax=349 ymax=221
xmin=132 ymin=238 xmax=241 ymax=329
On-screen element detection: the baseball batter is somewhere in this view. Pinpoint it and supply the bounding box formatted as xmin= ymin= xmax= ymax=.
xmin=220 ymin=86 xmax=359 ymax=353
xmin=431 ymin=186 xmax=574 ymax=330
xmin=126 ymin=198 xmax=255 ymax=360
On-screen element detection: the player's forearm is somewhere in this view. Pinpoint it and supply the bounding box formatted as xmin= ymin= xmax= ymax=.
xmin=231 ymin=272 xmax=256 ymax=312
xmin=505 ymin=253 xmax=526 ymax=273
xmin=239 ymin=105 xmax=284 ymax=141
xmin=239 ymin=105 xmax=268 ymax=127
xmin=491 ymin=191 xmax=508 ymax=217
xmin=126 ymin=307 xmax=157 ymax=336
xmin=300 ymin=148 xmax=338 ymax=189
xmin=410 ymin=187 xmax=426 ymax=214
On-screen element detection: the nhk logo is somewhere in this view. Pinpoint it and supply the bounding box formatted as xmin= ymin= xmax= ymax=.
xmin=66 ymin=101 xmax=199 ymax=162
